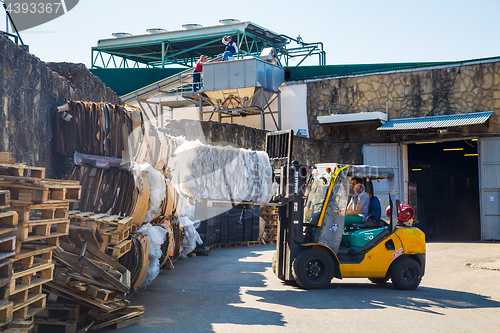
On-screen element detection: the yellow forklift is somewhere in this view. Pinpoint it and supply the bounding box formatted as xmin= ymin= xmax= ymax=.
xmin=266 ymin=130 xmax=426 ymax=289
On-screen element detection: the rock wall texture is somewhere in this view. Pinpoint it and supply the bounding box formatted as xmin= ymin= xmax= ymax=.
xmin=307 ymin=61 xmax=500 ymax=141
xmin=0 ymin=35 xmax=121 ymax=177
xmin=161 ymin=119 xmax=342 ymax=166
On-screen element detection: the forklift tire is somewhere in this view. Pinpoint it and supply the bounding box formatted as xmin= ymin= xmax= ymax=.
xmin=368 ymin=277 xmax=389 ymax=285
xmin=390 ymin=258 xmax=422 ymax=290
xmin=292 ymin=249 xmax=335 ymax=289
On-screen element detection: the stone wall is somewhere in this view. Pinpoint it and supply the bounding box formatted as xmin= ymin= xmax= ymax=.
xmin=0 ymin=34 xmax=121 ymax=177
xmin=307 ymin=61 xmax=500 ymax=141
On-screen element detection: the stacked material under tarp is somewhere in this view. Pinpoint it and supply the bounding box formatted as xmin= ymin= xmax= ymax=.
xmin=169 ymin=140 xmax=277 ymax=204
xmin=56 ymin=101 xmax=133 ymax=158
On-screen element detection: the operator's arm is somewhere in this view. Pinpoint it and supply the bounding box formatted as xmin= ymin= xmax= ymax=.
xmin=234 ymin=43 xmax=238 ymax=54
xmin=346 ymin=204 xmax=363 ymax=216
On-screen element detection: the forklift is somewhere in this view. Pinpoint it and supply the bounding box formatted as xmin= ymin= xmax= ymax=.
xmin=265 ymin=130 xmax=426 ymax=290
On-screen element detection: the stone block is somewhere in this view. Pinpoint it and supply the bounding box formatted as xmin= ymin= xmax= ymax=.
xmin=358 ymin=83 xmax=372 ymax=93
xmin=482 ymin=73 xmax=493 ymax=90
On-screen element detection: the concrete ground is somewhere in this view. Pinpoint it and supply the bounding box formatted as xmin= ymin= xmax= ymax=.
xmin=108 ymin=243 xmax=500 ymax=333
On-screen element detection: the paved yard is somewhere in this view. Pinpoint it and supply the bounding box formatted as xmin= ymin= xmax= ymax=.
xmin=110 ymin=242 xmax=500 ymax=333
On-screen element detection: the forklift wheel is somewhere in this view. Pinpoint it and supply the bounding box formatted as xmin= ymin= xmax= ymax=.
xmin=368 ymin=277 xmax=389 ymax=285
xmin=390 ymin=258 xmax=422 ymax=290
xmin=292 ymin=249 xmax=335 ymax=289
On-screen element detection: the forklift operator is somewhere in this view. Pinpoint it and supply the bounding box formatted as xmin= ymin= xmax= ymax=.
xmin=341 ymin=177 xmax=369 ymax=224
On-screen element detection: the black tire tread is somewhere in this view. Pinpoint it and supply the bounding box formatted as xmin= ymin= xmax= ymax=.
xmin=390 ymin=257 xmax=422 ymax=290
xmin=292 ymin=249 xmax=335 ymax=289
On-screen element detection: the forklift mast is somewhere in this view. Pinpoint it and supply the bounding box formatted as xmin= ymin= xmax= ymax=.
xmin=265 ymin=130 xmax=311 ymax=282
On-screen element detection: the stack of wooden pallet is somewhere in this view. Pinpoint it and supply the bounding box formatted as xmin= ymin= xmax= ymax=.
xmin=260 ymin=206 xmax=279 ymax=244
xmin=37 ymin=242 xmax=143 ymax=332
xmin=0 ymin=153 xmax=81 ymax=332
xmin=68 ymin=212 xmax=133 ymax=261
xmin=0 ymin=202 xmax=17 ymax=331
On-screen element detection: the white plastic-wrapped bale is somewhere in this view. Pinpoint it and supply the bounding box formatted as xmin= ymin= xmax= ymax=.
xmin=169 ymin=140 xmax=278 ymax=204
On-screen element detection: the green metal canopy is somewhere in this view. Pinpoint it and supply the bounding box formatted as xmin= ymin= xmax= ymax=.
xmin=92 ymin=20 xmax=325 ymax=69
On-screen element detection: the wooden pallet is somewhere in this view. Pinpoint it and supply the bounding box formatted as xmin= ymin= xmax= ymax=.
xmin=0 ymin=300 xmax=13 ymax=328
xmin=12 ymin=203 xmax=69 ymax=224
xmin=15 ymin=220 xmax=70 ymax=250
xmin=12 ymin=245 xmax=55 ymax=270
xmin=54 ymin=276 xmax=117 ymax=304
xmin=0 ymin=191 xmax=10 ymax=210
xmin=93 ymin=216 xmax=133 ymax=233
xmin=0 ymin=317 xmax=33 ymax=332
xmin=107 ymin=240 xmax=131 ymax=261
xmin=0 ymin=236 xmax=16 ymax=261
xmin=0 ymin=260 xmax=12 ymax=302
xmin=0 ymin=164 xmax=45 ymax=179
xmin=44 ymin=283 xmax=127 ymax=313
xmin=9 ymin=263 xmax=54 ymax=308
xmin=101 ymin=228 xmax=129 ymax=247
xmin=0 ymin=181 xmax=80 ymax=205
xmin=0 ymin=212 xmax=18 ymax=239
xmin=12 ymin=293 xmax=46 ymax=319
xmin=69 ymin=213 xmax=133 ymax=233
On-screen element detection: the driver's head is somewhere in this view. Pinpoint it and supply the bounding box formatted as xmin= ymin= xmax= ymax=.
xmin=350 ymin=177 xmax=363 ymax=192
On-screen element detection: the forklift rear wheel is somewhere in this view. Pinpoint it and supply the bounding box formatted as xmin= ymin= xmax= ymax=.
xmin=292 ymin=249 xmax=335 ymax=289
xmin=368 ymin=277 xmax=389 ymax=285
xmin=390 ymin=258 xmax=422 ymax=290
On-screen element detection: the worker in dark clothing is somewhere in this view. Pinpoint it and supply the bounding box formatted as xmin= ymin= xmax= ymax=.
xmin=221 ymin=36 xmax=238 ymax=61
xmin=367 ymin=192 xmax=382 ymax=221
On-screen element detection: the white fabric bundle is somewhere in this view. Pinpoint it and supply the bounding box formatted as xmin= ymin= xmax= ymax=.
xmin=169 ymin=140 xmax=278 ymax=204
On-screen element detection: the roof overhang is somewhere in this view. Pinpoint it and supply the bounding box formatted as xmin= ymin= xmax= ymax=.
xmin=377 ymin=111 xmax=493 ymax=131
xmin=317 ymin=111 xmax=388 ymax=126
xmin=95 ymin=21 xmax=286 ymax=50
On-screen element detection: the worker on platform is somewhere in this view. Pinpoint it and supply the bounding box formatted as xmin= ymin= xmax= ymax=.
xmin=221 ymin=36 xmax=238 ymax=61
xmin=193 ymin=55 xmax=208 ymax=92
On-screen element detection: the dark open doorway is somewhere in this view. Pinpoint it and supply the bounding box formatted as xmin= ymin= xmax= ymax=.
xmin=408 ymin=140 xmax=480 ymax=241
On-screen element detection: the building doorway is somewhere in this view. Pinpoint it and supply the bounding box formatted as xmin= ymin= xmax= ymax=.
xmin=408 ymin=140 xmax=480 ymax=241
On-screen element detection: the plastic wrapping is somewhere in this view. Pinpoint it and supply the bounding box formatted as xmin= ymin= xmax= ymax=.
xmin=73 ymin=151 xmax=123 ymax=169
xmin=169 ymin=140 xmax=278 ymax=204
xmin=178 ymin=216 xmax=203 ymax=257
xmin=138 ymin=222 xmax=168 ymax=287
xmin=130 ymin=162 xmax=166 ymax=223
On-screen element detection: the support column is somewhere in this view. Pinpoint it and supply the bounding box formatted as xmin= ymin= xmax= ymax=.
xmin=199 ymin=95 xmax=203 ymax=121
xmin=278 ymin=93 xmax=282 ymax=131
xmin=161 ymin=42 xmax=165 ymax=68
xmin=261 ymin=89 xmax=265 ymax=130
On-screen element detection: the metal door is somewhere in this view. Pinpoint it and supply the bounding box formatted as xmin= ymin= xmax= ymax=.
xmin=363 ymin=143 xmax=402 ymax=219
xmin=479 ymin=138 xmax=500 ymax=240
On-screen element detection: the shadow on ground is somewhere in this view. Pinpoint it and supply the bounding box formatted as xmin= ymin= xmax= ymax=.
xmin=109 ymin=246 xmax=283 ymax=333
xmin=247 ymin=283 xmax=500 ymax=315
xmin=105 ymin=245 xmax=500 ymax=332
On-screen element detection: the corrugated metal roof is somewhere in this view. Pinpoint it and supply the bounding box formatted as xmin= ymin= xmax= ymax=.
xmin=377 ymin=111 xmax=494 ymax=131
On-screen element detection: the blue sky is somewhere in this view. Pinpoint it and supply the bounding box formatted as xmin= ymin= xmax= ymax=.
xmin=3 ymin=0 xmax=500 ymax=67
